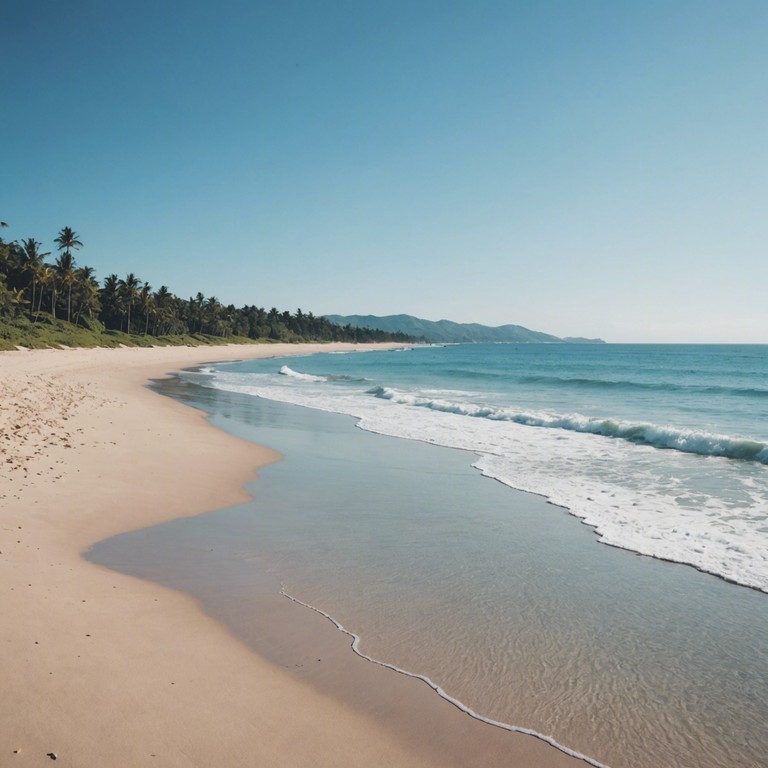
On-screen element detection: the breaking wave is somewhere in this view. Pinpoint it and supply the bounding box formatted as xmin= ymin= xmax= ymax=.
xmin=279 ymin=365 xmax=327 ymax=382
xmin=367 ymin=386 xmax=768 ymax=464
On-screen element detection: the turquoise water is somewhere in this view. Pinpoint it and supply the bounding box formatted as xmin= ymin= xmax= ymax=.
xmin=194 ymin=343 xmax=768 ymax=592
xmin=89 ymin=344 xmax=768 ymax=768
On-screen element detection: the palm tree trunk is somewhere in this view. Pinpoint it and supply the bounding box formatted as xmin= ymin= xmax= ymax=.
xmin=35 ymin=286 xmax=44 ymax=321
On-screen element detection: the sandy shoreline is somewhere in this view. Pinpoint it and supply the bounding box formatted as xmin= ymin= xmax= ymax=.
xmin=1 ymin=343 xmax=586 ymax=767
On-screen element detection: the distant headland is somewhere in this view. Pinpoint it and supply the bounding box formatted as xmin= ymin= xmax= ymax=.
xmin=325 ymin=314 xmax=605 ymax=345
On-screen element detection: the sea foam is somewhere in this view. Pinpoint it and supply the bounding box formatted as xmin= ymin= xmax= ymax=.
xmin=195 ymin=365 xmax=768 ymax=594
xmin=279 ymin=365 xmax=327 ymax=382
xmin=281 ymin=587 xmax=611 ymax=768
xmin=368 ymin=386 xmax=768 ymax=463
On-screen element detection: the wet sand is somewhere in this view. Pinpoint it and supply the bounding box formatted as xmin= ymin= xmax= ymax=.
xmin=0 ymin=343 xmax=588 ymax=767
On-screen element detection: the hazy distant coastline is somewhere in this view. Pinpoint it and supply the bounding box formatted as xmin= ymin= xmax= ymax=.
xmin=325 ymin=313 xmax=605 ymax=345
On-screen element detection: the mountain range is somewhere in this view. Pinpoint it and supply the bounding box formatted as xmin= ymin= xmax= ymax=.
xmin=324 ymin=314 xmax=605 ymax=344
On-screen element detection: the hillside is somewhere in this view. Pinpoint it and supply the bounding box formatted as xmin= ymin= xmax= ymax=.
xmin=324 ymin=314 xmax=605 ymax=344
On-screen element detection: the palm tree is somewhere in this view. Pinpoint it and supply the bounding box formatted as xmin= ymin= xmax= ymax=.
xmin=73 ymin=266 xmax=99 ymax=325
xmin=0 ymin=284 xmax=27 ymax=316
xmin=152 ymin=285 xmax=171 ymax=335
xmin=36 ymin=266 xmax=55 ymax=320
xmin=0 ymin=240 xmax=24 ymax=291
xmin=203 ymin=295 xmax=222 ymax=334
xmin=193 ymin=292 xmax=205 ymax=333
xmin=267 ymin=307 xmax=286 ymax=340
xmin=19 ymin=239 xmax=50 ymax=320
xmin=54 ymin=252 xmax=76 ymax=322
xmin=54 ymin=226 xmax=83 ymax=258
xmin=54 ymin=227 xmax=83 ymax=322
xmin=138 ymin=282 xmax=154 ymax=336
xmin=118 ymin=273 xmax=140 ymax=334
xmin=99 ymin=274 xmax=122 ymax=330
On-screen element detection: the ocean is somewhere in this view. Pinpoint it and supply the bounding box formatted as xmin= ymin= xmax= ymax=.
xmin=89 ymin=343 xmax=768 ymax=768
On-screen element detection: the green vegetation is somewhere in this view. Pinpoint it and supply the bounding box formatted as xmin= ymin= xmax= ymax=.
xmin=326 ymin=314 xmax=605 ymax=344
xmin=0 ymin=224 xmax=412 ymax=350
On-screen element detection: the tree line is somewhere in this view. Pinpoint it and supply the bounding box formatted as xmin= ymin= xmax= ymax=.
xmin=0 ymin=224 xmax=412 ymax=344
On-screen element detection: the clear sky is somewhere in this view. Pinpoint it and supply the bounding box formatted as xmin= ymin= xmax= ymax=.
xmin=3 ymin=0 xmax=767 ymax=342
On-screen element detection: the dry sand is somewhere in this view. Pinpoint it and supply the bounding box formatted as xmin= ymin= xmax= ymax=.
xmin=0 ymin=343 xmax=590 ymax=767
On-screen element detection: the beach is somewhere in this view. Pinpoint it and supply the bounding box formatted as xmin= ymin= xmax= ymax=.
xmin=81 ymin=343 xmax=768 ymax=768
xmin=0 ymin=343 xmax=586 ymax=768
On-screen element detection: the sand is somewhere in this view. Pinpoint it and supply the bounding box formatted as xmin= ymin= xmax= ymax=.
xmin=0 ymin=343 xmax=589 ymax=767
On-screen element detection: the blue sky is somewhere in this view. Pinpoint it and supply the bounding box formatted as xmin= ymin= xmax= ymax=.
xmin=3 ymin=0 xmax=767 ymax=342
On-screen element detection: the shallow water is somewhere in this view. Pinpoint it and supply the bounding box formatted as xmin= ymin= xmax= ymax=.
xmin=193 ymin=344 xmax=768 ymax=593
xmin=88 ymin=379 xmax=768 ymax=768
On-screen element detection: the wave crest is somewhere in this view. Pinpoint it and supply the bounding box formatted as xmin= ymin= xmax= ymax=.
xmin=278 ymin=365 xmax=327 ymax=382
xmin=519 ymin=375 xmax=768 ymax=397
xmin=367 ymin=386 xmax=768 ymax=464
